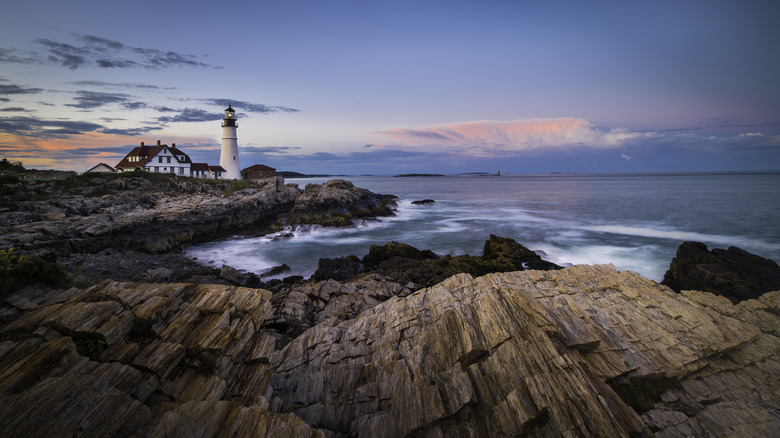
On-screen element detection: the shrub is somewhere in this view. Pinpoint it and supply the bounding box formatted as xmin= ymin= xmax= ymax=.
xmin=223 ymin=179 xmax=254 ymax=196
xmin=0 ymin=248 xmax=65 ymax=295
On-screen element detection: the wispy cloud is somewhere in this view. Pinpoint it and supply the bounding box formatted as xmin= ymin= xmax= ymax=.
xmin=69 ymin=80 xmax=177 ymax=91
xmin=0 ymin=83 xmax=44 ymax=96
xmin=0 ymin=33 xmax=219 ymax=70
xmin=370 ymin=118 xmax=648 ymax=157
xmin=369 ymin=118 xmax=780 ymax=160
xmin=64 ymin=90 xmax=146 ymax=110
xmin=0 ymin=116 xmax=103 ymax=139
xmin=202 ymin=98 xmax=300 ymax=114
xmin=157 ymin=108 xmax=217 ymax=123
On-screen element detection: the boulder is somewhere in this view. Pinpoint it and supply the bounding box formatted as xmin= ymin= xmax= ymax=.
xmin=312 ymin=256 xmax=364 ymax=282
xmin=361 ymin=241 xmax=439 ymax=270
xmin=662 ymin=241 xmax=780 ymax=302
xmin=358 ymin=236 xmax=561 ymax=290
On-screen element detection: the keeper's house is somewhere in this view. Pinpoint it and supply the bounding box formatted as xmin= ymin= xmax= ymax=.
xmin=115 ymin=140 xmax=225 ymax=179
xmin=242 ymin=164 xmax=276 ymax=180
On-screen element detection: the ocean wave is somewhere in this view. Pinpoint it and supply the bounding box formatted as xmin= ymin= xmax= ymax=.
xmin=534 ymin=242 xmax=669 ymax=281
xmin=580 ymin=224 xmax=780 ymax=252
xmin=187 ymin=240 xmax=277 ymax=273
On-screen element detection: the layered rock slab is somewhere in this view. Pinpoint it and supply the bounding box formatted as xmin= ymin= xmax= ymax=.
xmin=1 ymin=265 xmax=778 ymax=437
xmin=270 ymin=265 xmax=780 ymax=437
xmin=0 ymin=281 xmax=323 ymax=437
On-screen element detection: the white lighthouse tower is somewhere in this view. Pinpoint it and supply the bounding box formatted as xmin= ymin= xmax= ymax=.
xmin=220 ymin=105 xmax=241 ymax=180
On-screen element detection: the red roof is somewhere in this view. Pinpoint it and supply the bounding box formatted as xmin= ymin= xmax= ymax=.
xmin=191 ymin=163 xmax=209 ymax=171
xmin=208 ymin=165 xmax=226 ymax=172
xmin=242 ymin=164 xmax=276 ymax=172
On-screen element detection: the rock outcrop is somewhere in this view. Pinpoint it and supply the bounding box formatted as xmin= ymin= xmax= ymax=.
xmin=314 ymin=235 xmax=563 ymax=289
xmin=274 ymin=179 xmax=397 ymax=229
xmin=0 ymin=175 xmax=396 ymax=260
xmin=662 ymin=241 xmax=780 ymax=302
xmin=2 ymin=265 xmax=777 ymax=437
xmin=0 ymin=281 xmax=324 ymax=437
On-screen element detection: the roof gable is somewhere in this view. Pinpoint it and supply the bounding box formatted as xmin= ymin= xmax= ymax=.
xmin=116 ymin=143 xmax=193 ymax=169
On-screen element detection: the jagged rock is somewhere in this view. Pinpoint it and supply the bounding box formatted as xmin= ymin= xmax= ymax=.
xmin=662 ymin=241 xmax=780 ymax=302
xmin=144 ymin=267 xmax=174 ymax=282
xmin=482 ymin=234 xmax=563 ymax=271
xmin=1 ymin=266 xmax=778 ymax=437
xmin=261 ymin=264 xmax=292 ymax=278
xmin=0 ymin=281 xmax=324 ymax=437
xmin=411 ymin=199 xmax=435 ymax=205
xmin=265 ymin=275 xmax=411 ymax=338
xmin=274 ymin=179 xmax=398 ymax=228
xmin=269 ymin=265 xmax=779 ymax=437
xmin=361 ymin=241 xmax=439 ymax=270
xmin=312 ymin=255 xmax=364 ymax=282
xmin=357 ymin=236 xmax=562 ymax=290
xmin=220 ymin=265 xmax=262 ymax=287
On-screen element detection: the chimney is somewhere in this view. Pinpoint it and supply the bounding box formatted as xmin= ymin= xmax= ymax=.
xmin=140 ymin=142 xmax=144 ymax=146
xmin=157 ymin=140 xmax=161 ymax=145
xmin=172 ymin=143 xmax=175 ymax=147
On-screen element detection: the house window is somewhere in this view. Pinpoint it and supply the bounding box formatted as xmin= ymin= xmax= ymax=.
xmin=154 ymin=167 xmax=159 ymax=172
xmin=166 ymin=157 xmax=171 ymax=163
xmin=158 ymin=157 xmax=163 ymax=163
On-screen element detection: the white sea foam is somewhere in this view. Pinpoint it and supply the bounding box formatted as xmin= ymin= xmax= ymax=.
xmin=534 ymin=243 xmax=668 ymax=281
xmin=187 ymin=174 xmax=780 ymax=283
xmin=580 ymin=224 xmax=780 ymax=253
xmin=187 ymin=239 xmax=277 ymax=273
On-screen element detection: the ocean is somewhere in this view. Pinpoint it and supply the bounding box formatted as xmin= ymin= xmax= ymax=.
xmin=186 ymin=172 xmax=780 ymax=282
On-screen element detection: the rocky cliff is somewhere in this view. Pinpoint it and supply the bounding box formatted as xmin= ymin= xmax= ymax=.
xmin=1 ymin=265 xmax=777 ymax=437
xmin=0 ymin=174 xmax=397 ymax=258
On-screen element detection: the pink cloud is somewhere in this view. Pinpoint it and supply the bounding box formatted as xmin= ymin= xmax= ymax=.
xmin=370 ymin=118 xmax=643 ymax=157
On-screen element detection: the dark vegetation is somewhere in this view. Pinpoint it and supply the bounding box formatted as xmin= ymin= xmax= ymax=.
xmin=0 ymin=248 xmax=65 ymax=296
xmin=0 ymin=166 xmax=263 ymax=207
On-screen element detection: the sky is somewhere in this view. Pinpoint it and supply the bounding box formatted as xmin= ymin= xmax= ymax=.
xmin=1 ymin=0 xmax=779 ymax=175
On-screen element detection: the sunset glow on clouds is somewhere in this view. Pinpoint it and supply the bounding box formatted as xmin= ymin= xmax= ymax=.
xmin=370 ymin=118 xmax=649 ymax=157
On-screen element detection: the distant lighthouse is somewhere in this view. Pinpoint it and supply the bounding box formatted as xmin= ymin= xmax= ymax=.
xmin=220 ymin=105 xmax=241 ymax=180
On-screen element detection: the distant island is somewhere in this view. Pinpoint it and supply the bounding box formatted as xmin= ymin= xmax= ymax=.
xmin=276 ymin=171 xmax=334 ymax=178
xmin=393 ymin=173 xmax=445 ymax=177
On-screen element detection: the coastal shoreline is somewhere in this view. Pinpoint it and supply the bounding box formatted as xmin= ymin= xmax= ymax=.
xmin=1 ymin=172 xmax=779 ymax=437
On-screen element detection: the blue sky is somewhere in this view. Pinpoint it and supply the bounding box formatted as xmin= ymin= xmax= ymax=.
xmin=1 ymin=0 xmax=778 ymax=174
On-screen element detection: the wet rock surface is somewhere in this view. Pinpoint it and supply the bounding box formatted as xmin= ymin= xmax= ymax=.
xmin=314 ymin=235 xmax=563 ymax=289
xmin=662 ymin=241 xmax=780 ymax=302
xmin=1 ymin=265 xmax=777 ymax=437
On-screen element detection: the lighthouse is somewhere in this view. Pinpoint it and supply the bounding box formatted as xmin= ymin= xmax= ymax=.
xmin=220 ymin=105 xmax=241 ymax=180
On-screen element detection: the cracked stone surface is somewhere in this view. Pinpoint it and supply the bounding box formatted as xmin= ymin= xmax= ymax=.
xmin=1 ymin=265 xmax=778 ymax=437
